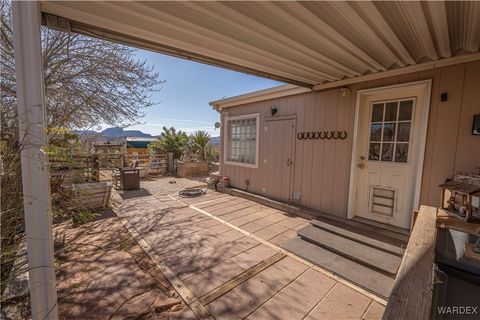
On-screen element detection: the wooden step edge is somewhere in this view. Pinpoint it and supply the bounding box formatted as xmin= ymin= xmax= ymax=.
xmin=350 ymin=217 xmax=410 ymax=240
xmin=310 ymin=219 xmax=405 ymax=257
xmin=282 ymin=237 xmax=392 ymax=300
xmin=314 ymin=216 xmax=409 ymax=243
xmin=297 ymin=228 xmax=398 ymax=278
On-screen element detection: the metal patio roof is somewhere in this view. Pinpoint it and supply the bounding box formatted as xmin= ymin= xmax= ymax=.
xmin=41 ymin=1 xmax=480 ymax=88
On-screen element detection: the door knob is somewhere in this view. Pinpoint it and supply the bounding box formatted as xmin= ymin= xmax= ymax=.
xmin=358 ymin=156 xmax=366 ymax=169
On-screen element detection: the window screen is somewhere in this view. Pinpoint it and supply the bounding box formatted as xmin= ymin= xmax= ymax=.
xmin=226 ymin=117 xmax=257 ymax=165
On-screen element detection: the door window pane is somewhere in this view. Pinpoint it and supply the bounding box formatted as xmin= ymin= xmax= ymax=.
xmin=395 ymin=143 xmax=409 ymax=163
xmin=383 ymin=123 xmax=396 ymax=141
xmin=369 ymin=143 xmax=380 ymax=160
xmin=368 ymin=99 xmax=414 ymax=163
xmin=385 ymin=102 xmax=398 ymax=121
xmin=399 ymin=100 xmax=413 ymax=121
xmin=397 ymin=122 xmax=411 ymax=142
xmin=381 ymin=143 xmax=394 ymax=161
xmin=372 ymin=103 xmax=384 ymax=122
xmin=370 ymin=124 xmax=382 ymax=141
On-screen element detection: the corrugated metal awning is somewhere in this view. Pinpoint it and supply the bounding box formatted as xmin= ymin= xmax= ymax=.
xmin=41 ymin=1 xmax=480 ymax=88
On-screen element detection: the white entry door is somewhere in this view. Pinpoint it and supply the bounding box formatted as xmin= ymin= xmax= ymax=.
xmin=349 ymin=81 xmax=431 ymax=229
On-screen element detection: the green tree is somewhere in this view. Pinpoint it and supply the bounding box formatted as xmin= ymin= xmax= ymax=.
xmin=190 ymin=130 xmax=211 ymax=161
xmin=148 ymin=127 xmax=188 ymax=159
xmin=204 ymin=143 xmax=219 ymax=162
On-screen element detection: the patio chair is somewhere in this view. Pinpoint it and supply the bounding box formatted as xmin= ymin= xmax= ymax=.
xmin=112 ymin=167 xmax=122 ymax=189
xmin=112 ymin=159 xmax=141 ymax=190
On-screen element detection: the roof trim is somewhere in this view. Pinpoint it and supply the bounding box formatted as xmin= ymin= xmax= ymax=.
xmin=312 ymin=52 xmax=480 ymax=91
xmin=40 ymin=2 xmax=480 ymax=89
xmin=209 ymin=84 xmax=311 ymax=109
xmin=40 ymin=12 xmax=313 ymax=88
xmin=211 ymin=52 xmax=480 ymax=109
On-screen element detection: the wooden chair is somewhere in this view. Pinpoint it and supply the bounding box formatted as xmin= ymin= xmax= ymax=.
xmin=112 ymin=167 xmax=122 ymax=189
xmin=112 ymin=159 xmax=140 ymax=189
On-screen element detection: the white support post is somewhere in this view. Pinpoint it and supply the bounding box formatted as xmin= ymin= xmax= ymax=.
xmin=12 ymin=2 xmax=58 ymax=320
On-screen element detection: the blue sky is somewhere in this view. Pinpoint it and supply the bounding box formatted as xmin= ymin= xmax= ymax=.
xmin=124 ymin=49 xmax=282 ymax=136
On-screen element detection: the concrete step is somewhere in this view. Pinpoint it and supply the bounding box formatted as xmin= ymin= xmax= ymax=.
xmin=310 ymin=219 xmax=405 ymax=256
xmin=282 ymin=236 xmax=394 ymax=299
xmin=298 ymin=225 xmax=401 ymax=276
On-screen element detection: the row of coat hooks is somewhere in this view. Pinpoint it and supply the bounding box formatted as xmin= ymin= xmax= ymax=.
xmin=297 ymin=131 xmax=348 ymax=140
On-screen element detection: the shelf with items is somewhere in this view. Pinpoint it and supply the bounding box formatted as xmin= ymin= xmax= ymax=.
xmin=439 ymin=172 xmax=480 ymax=222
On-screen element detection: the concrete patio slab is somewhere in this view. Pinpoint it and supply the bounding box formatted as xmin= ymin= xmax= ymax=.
xmin=362 ymin=301 xmax=386 ymax=320
xmin=113 ymin=177 xmax=386 ymax=320
xmin=305 ymin=283 xmax=372 ymax=320
xmin=207 ymin=257 xmax=308 ymax=320
xmin=246 ymin=268 xmax=336 ymax=320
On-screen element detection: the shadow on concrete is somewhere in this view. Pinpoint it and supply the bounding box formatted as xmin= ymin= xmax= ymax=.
xmin=119 ymin=188 xmax=152 ymax=200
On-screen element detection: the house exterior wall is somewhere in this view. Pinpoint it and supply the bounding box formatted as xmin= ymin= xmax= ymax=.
xmin=220 ymin=60 xmax=480 ymax=218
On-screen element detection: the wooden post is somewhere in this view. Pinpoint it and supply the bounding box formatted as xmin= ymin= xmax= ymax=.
xmin=383 ymin=206 xmax=437 ymax=320
xmin=12 ymin=2 xmax=58 ymax=319
xmin=168 ymin=152 xmax=174 ymax=173
xmin=92 ymin=154 xmax=100 ymax=181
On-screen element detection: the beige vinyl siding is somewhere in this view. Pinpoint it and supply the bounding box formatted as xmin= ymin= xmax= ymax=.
xmin=220 ymin=60 xmax=480 ymax=218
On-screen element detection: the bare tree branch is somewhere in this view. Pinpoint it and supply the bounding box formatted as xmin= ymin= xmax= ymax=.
xmin=1 ymin=0 xmax=163 ymax=295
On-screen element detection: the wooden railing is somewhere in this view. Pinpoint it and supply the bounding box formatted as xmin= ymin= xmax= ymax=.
xmin=383 ymin=205 xmax=438 ymax=320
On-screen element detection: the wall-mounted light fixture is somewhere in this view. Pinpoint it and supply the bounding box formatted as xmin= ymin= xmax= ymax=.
xmin=340 ymin=88 xmax=351 ymax=98
xmin=271 ymin=106 xmax=278 ymax=116
xmin=473 ymin=114 xmax=480 ymax=135
xmin=441 ymin=92 xmax=448 ymax=102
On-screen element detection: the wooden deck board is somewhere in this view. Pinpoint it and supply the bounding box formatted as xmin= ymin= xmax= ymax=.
xmin=311 ymin=219 xmax=405 ymax=256
xmin=298 ymin=225 xmax=402 ymax=275
xmin=283 ymin=237 xmax=394 ymax=299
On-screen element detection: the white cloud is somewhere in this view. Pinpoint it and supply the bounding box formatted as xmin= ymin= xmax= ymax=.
xmin=141 ymin=119 xmax=214 ymax=125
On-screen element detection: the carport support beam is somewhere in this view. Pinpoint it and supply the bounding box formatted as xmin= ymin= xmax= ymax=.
xmin=12 ymin=2 xmax=58 ymax=319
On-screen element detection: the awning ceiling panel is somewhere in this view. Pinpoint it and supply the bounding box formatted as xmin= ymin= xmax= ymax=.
xmin=41 ymin=1 xmax=480 ymax=88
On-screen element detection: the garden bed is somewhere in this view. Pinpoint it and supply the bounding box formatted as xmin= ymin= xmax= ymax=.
xmin=74 ymin=182 xmax=112 ymax=209
xmin=176 ymin=161 xmax=209 ymax=177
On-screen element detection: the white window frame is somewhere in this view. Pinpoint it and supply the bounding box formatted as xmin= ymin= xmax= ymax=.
xmin=223 ymin=113 xmax=260 ymax=169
